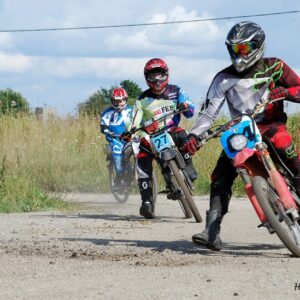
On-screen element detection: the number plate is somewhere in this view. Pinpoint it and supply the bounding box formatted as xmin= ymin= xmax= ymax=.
xmin=151 ymin=132 xmax=173 ymax=153
xmin=220 ymin=115 xmax=262 ymax=158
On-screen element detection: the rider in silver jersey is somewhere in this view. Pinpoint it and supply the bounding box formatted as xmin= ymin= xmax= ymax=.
xmin=184 ymin=21 xmax=300 ymax=251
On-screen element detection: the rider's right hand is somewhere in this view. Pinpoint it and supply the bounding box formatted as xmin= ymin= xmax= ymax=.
xmin=120 ymin=131 xmax=132 ymax=142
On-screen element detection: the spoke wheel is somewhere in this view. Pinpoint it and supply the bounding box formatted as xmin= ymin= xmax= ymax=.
xmin=169 ymin=160 xmax=202 ymax=223
xmin=252 ymin=176 xmax=300 ymax=257
xmin=108 ymin=161 xmax=130 ymax=204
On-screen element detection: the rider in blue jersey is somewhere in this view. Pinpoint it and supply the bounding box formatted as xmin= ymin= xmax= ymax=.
xmin=100 ymin=87 xmax=133 ymax=189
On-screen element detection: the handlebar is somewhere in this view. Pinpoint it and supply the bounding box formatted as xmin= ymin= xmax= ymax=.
xmin=196 ymin=97 xmax=285 ymax=147
xmin=130 ymin=109 xmax=188 ymax=135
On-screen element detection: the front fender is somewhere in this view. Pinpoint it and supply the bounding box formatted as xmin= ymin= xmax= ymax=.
xmin=159 ymin=148 xmax=177 ymax=161
xmin=159 ymin=148 xmax=185 ymax=169
xmin=234 ymin=148 xmax=268 ymax=178
xmin=233 ymin=148 xmax=256 ymax=168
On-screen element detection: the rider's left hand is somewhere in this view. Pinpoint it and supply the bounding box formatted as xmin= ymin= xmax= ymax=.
xmin=269 ymin=86 xmax=289 ymax=101
xmin=178 ymin=102 xmax=189 ymax=112
xmin=144 ymin=120 xmax=159 ymax=134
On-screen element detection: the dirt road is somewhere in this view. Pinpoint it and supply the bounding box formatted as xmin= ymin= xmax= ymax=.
xmin=0 ymin=193 xmax=300 ymax=299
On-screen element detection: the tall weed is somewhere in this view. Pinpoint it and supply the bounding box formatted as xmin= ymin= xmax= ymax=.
xmin=0 ymin=113 xmax=299 ymax=212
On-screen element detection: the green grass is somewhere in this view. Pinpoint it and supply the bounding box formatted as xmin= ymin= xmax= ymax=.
xmin=0 ymin=112 xmax=299 ymax=212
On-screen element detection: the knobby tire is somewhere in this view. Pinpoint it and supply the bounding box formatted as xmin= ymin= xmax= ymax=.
xmin=252 ymin=176 xmax=300 ymax=257
xmin=169 ymin=160 xmax=202 ymax=223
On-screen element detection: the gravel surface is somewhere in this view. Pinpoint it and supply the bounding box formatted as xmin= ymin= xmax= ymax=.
xmin=1 ymin=193 xmax=300 ymax=299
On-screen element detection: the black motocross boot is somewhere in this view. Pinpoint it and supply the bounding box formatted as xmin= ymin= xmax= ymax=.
xmin=192 ymin=209 xmax=223 ymax=251
xmin=139 ymin=200 xmax=155 ymax=219
xmin=138 ymin=178 xmax=155 ymax=219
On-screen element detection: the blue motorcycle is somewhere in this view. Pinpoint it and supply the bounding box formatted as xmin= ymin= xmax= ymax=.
xmin=106 ymin=136 xmax=158 ymax=204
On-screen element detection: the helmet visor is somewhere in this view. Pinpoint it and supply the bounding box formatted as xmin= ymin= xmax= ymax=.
xmin=112 ymin=98 xmax=127 ymax=108
xmin=230 ymin=42 xmax=255 ymax=56
xmin=146 ymin=72 xmax=168 ymax=83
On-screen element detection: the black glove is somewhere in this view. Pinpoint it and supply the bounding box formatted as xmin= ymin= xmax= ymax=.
xmin=106 ymin=131 xmax=117 ymax=139
xmin=177 ymin=102 xmax=189 ymax=112
xmin=120 ymin=131 xmax=132 ymax=142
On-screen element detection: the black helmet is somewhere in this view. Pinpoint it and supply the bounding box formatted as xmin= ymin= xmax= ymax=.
xmin=225 ymin=21 xmax=265 ymax=73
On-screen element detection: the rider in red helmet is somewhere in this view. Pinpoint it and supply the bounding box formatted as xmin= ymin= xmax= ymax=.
xmin=100 ymin=87 xmax=132 ymax=190
xmin=126 ymin=58 xmax=197 ymax=219
xmin=111 ymin=87 xmax=129 ymax=111
xmin=144 ymin=58 xmax=169 ymax=94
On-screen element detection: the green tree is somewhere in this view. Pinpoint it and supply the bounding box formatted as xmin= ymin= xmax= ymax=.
xmin=78 ymin=80 xmax=143 ymax=116
xmin=78 ymin=89 xmax=109 ymax=116
xmin=0 ymin=88 xmax=30 ymax=115
xmin=120 ymin=79 xmax=143 ymax=104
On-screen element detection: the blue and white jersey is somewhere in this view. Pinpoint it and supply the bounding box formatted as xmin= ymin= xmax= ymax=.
xmin=100 ymin=106 xmax=132 ymax=135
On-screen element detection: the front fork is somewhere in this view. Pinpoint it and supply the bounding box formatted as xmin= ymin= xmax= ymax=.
xmin=237 ymin=167 xmax=268 ymax=224
xmin=256 ymin=143 xmax=298 ymax=216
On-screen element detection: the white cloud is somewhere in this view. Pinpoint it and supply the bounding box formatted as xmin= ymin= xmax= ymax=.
xmin=165 ymin=56 xmax=229 ymax=86
xmin=32 ymin=56 xmax=146 ymax=79
xmin=0 ymin=50 xmax=227 ymax=89
xmin=104 ymin=5 xmax=227 ymax=55
xmin=0 ymin=33 xmax=14 ymax=49
xmin=0 ymin=51 xmax=32 ymax=73
xmin=0 ymin=1 xmax=299 ymax=114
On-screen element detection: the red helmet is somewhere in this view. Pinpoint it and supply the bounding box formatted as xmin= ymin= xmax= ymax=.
xmin=111 ymin=87 xmax=128 ymax=111
xmin=144 ymin=58 xmax=169 ymax=93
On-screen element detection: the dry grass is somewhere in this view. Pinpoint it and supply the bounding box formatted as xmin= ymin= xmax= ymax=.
xmin=0 ymin=112 xmax=299 ymax=212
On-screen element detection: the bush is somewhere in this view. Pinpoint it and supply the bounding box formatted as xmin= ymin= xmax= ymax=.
xmin=0 ymin=88 xmax=29 ymax=115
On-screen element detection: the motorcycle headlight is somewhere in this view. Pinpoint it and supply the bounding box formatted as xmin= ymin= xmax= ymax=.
xmin=230 ymin=134 xmax=248 ymax=151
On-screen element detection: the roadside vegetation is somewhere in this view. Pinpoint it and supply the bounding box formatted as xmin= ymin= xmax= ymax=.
xmin=0 ymin=85 xmax=299 ymax=213
xmin=1 ymin=112 xmax=299 ymax=212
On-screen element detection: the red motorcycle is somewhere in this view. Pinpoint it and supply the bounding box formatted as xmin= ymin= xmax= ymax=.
xmin=198 ymin=98 xmax=300 ymax=256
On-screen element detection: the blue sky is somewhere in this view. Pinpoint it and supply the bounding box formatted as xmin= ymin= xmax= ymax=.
xmin=0 ymin=0 xmax=300 ymax=115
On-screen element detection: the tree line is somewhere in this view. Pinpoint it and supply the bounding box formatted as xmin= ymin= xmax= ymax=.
xmin=0 ymin=89 xmax=29 ymax=115
xmin=0 ymin=79 xmax=142 ymax=116
xmin=77 ymin=79 xmax=142 ymax=116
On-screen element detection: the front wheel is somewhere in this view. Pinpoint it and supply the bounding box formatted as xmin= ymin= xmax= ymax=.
xmin=108 ymin=161 xmax=131 ymax=204
xmin=168 ymin=160 xmax=202 ymax=223
xmin=151 ymin=169 xmax=158 ymax=212
xmin=252 ymin=176 xmax=300 ymax=257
